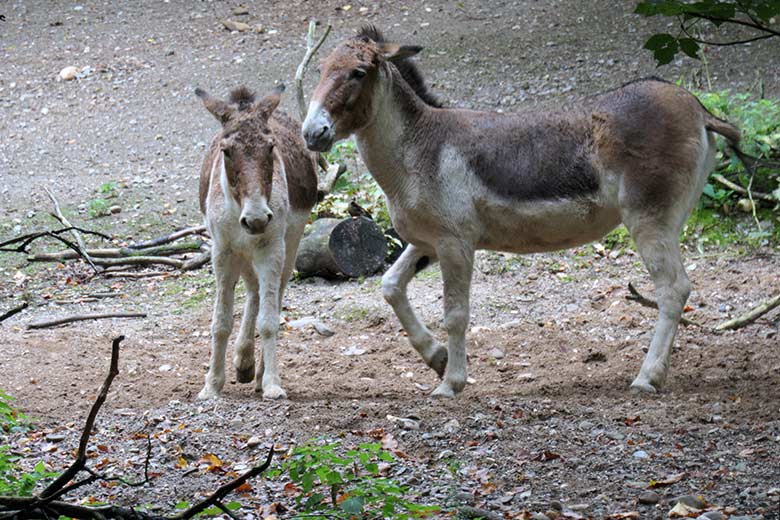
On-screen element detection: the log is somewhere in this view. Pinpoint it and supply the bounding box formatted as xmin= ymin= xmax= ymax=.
xmin=28 ymin=241 xmax=204 ymax=262
xmin=295 ymin=217 xmax=387 ymax=279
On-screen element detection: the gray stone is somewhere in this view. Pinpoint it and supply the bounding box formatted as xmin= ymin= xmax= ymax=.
xmin=638 ymin=491 xmax=660 ymax=505
xmin=672 ymin=495 xmax=707 ymax=509
xmin=530 ymin=514 xmax=550 ymax=520
xmin=697 ymin=512 xmax=726 ymax=520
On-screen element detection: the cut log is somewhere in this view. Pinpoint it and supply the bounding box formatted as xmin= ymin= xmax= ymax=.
xmin=295 ymin=217 xmax=387 ymax=279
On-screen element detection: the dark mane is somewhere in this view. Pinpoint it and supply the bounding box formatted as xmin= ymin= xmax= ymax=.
xmin=229 ymin=85 xmax=256 ymax=111
xmin=357 ymin=25 xmax=443 ymax=108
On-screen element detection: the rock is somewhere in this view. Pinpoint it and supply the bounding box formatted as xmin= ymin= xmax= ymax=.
xmin=697 ymin=512 xmax=726 ymax=520
xmin=454 ymin=491 xmax=474 ymax=505
xmin=672 ymin=495 xmax=707 ymax=510
xmin=222 ymin=19 xmax=251 ymax=32
xmin=232 ymin=6 xmax=249 ymax=15
xmin=58 ymin=66 xmax=79 ymax=81
xmin=246 ymin=435 xmax=262 ymax=448
xmin=633 ymin=450 xmax=649 ymax=459
xmin=737 ymin=198 xmax=755 ymax=213
xmin=253 ymin=24 xmax=265 ymax=33
xmin=577 ymin=420 xmax=594 ymax=430
xmin=341 ymin=345 xmax=365 ymax=356
xmin=45 ymin=433 xmax=67 ymax=442
xmin=443 ymin=418 xmax=460 ymax=433
xmin=517 ymin=372 xmax=536 ymax=382
xmin=109 ymin=205 xmax=121 ymax=214
xmin=638 ymin=491 xmax=660 ymax=505
xmin=386 ymin=414 xmax=420 ymax=430
xmin=606 ymin=431 xmax=625 ymax=441
xmin=530 ymin=514 xmax=550 ymax=520
xmin=437 ymin=449 xmax=454 ymax=459
xmin=488 ymin=347 xmax=505 ymax=359
xmin=549 ymin=500 xmax=563 ymax=511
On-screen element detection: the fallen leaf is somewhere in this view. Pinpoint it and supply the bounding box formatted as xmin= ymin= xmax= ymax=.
xmin=534 ymin=450 xmax=562 ymax=462
xmin=668 ymin=502 xmax=701 ymax=517
xmin=649 ymin=472 xmax=685 ymax=488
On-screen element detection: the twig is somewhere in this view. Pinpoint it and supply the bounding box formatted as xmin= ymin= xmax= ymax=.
xmin=127 ymin=225 xmax=207 ymax=250
xmin=170 ymin=447 xmax=274 ymax=519
xmin=44 ymin=187 xmax=98 ymax=271
xmin=0 ymin=227 xmax=109 ymax=254
xmin=40 ymin=336 xmax=123 ymax=499
xmin=294 ymin=20 xmax=332 ymax=122
xmin=626 ymin=283 xmax=703 ymax=327
xmin=716 ymin=293 xmax=780 ymax=331
xmin=27 ymin=313 xmax=146 ymax=330
xmin=0 ymin=302 xmax=28 ymax=323
xmin=711 ymin=173 xmax=776 ymax=202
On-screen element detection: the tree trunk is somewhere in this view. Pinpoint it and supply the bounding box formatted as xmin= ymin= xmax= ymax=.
xmin=295 ymin=217 xmax=387 ymax=279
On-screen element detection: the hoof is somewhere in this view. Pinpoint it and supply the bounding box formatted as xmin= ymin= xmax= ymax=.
xmin=197 ymin=387 xmax=220 ymax=400
xmin=235 ymin=364 xmax=255 ymax=384
xmin=431 ymin=381 xmax=457 ymax=398
xmin=261 ymin=384 xmax=287 ymax=400
xmin=428 ymin=348 xmax=448 ymax=379
xmin=630 ymin=378 xmax=658 ymax=394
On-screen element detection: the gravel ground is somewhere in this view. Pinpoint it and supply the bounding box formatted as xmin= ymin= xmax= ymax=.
xmin=1 ymin=1 xmax=779 ymax=519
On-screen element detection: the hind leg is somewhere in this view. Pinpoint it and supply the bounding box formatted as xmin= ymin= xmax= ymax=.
xmin=627 ymin=223 xmax=691 ymax=393
xmin=381 ymin=244 xmax=447 ymax=377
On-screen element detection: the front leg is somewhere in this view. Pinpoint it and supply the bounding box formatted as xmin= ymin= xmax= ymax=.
xmin=431 ymin=239 xmax=474 ymax=398
xmin=233 ymin=270 xmax=259 ymax=384
xmin=381 ymin=244 xmax=447 ymax=376
xmin=198 ymin=252 xmax=239 ymax=400
xmin=253 ymin=241 xmax=287 ymax=400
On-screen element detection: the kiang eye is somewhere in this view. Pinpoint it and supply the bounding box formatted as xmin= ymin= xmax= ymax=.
xmin=351 ymin=68 xmax=367 ymax=80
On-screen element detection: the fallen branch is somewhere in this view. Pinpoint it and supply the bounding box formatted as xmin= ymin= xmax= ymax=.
xmin=27 ymin=313 xmax=147 ymax=330
xmin=716 ymin=293 xmax=780 ymax=331
xmin=626 ymin=283 xmax=703 ymax=327
xmin=181 ymin=250 xmax=212 ymax=272
xmin=28 ymin=241 xmax=204 ymax=262
xmin=0 ymin=335 xmax=276 ymax=520
xmin=127 ymin=225 xmax=207 ymax=250
xmin=0 ymin=302 xmax=28 ymax=323
xmin=0 ymin=227 xmax=110 ymax=255
xmin=90 ymin=256 xmax=184 ymax=269
xmin=44 ymin=187 xmax=98 ymax=271
xmin=102 ymin=271 xmax=172 ymax=279
xmin=711 ymin=173 xmax=776 ymax=202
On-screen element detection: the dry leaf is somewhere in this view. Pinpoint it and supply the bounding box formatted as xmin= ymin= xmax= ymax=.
xmin=649 ymin=472 xmax=685 ymax=488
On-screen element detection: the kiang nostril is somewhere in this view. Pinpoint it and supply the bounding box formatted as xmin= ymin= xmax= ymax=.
xmin=317 ymin=126 xmax=329 ymax=138
xmin=240 ymin=217 xmax=248 ymax=228
xmin=266 ymin=213 xmax=273 ymax=223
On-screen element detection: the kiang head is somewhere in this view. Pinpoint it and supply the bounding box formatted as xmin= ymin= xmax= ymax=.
xmin=302 ymin=25 xmax=424 ymax=152
xmin=196 ymin=85 xmax=284 ymax=234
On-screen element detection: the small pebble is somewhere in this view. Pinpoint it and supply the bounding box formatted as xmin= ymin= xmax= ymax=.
xmin=638 ymin=491 xmax=660 ymax=505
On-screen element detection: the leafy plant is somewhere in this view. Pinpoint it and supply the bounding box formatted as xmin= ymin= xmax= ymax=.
xmin=269 ymin=440 xmax=439 ymax=519
xmin=87 ymin=198 xmax=111 ymax=218
xmin=0 ymin=390 xmax=54 ymax=497
xmin=636 ymin=0 xmax=780 ymax=65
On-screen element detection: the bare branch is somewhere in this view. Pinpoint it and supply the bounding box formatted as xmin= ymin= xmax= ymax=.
xmin=44 ymin=187 xmax=99 ymax=271
xmin=127 ymin=226 xmax=208 ymax=250
xmin=294 ymin=20 xmax=332 ymax=121
xmin=28 ymin=313 xmax=146 ymax=330
xmin=0 ymin=302 xmax=28 ymax=323
xmin=626 ymin=283 xmax=703 ymax=327
xmin=716 ymin=293 xmax=780 ymax=331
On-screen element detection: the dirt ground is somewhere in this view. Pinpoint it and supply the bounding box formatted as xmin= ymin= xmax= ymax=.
xmin=1 ymin=1 xmax=779 ymax=519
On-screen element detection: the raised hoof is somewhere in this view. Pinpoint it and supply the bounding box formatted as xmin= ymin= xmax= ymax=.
xmin=428 ymin=348 xmax=448 ymax=379
xmin=197 ymin=386 xmax=221 ymax=400
xmin=630 ymin=378 xmax=658 ymax=394
xmin=261 ymin=384 xmax=287 ymax=400
xmin=235 ymin=365 xmax=255 ymax=384
xmin=431 ymin=382 xmax=457 ymax=398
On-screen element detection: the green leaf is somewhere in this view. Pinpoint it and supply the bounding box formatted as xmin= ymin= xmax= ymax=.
xmin=341 ymin=496 xmax=365 ymax=514
xmin=225 ymin=501 xmax=242 ymax=511
xmin=678 ymin=38 xmax=701 ymax=58
xmin=644 ymin=33 xmax=679 ymax=65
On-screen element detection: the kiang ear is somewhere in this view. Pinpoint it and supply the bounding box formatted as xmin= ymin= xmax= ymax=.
xmin=194 ymin=88 xmax=234 ymax=124
xmin=255 ymin=84 xmax=285 ymax=119
xmin=379 ymin=42 xmax=423 ymax=62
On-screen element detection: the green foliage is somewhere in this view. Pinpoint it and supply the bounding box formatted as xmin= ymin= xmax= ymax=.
xmin=317 ymin=139 xmax=394 ymax=229
xmin=636 ymin=0 xmax=780 ymax=65
xmin=0 ymin=390 xmax=54 ymax=497
xmin=86 ymin=180 xmax=119 ymax=218
xmin=694 ymin=90 xmax=780 ymax=220
xmin=269 ymin=440 xmax=440 ymax=519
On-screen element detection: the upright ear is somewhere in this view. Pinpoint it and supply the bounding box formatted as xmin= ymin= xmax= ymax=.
xmin=379 ymin=42 xmax=423 ymax=62
xmin=255 ymin=84 xmax=285 ymax=119
xmin=195 ymin=88 xmax=234 ymax=124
